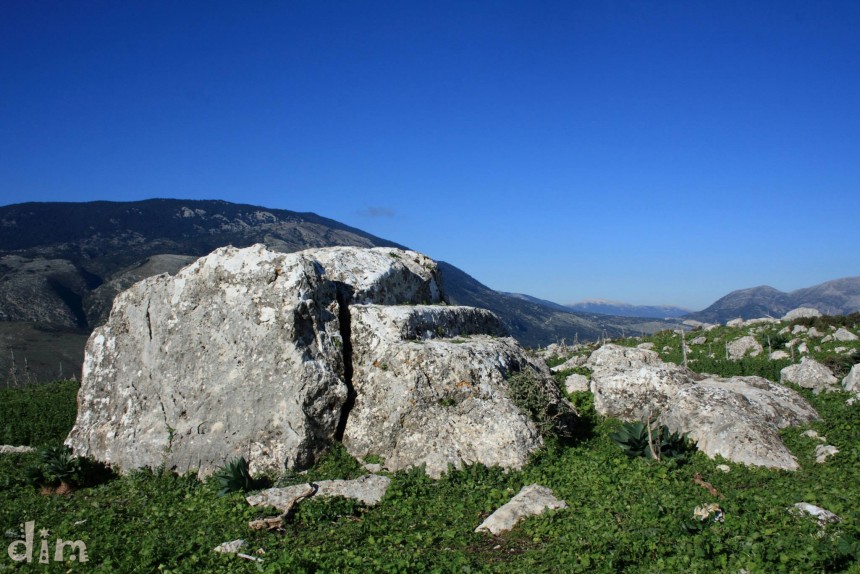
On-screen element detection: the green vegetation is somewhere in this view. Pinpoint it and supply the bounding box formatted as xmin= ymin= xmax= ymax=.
xmin=610 ymin=420 xmax=692 ymax=461
xmin=2 ymin=319 xmax=860 ymax=571
xmin=213 ymin=457 xmax=268 ymax=496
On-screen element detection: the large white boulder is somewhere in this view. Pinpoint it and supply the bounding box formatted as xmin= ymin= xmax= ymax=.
xmin=726 ymin=336 xmax=763 ymax=360
xmin=587 ymin=345 xmax=819 ymax=470
xmin=343 ymin=304 xmax=574 ymax=478
xmin=782 ymin=308 xmax=822 ymax=321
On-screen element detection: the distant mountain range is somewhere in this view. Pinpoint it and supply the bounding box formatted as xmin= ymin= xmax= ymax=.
xmin=684 ymin=277 xmax=860 ymax=324
xmin=0 ymin=199 xmax=681 ymax=383
xmin=564 ymin=299 xmax=691 ymax=319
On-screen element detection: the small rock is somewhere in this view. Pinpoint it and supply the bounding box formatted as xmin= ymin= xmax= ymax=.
xmin=815 ymin=445 xmax=839 ymax=463
xmin=834 ymin=346 xmax=848 ymax=353
xmin=726 ymin=318 xmax=744 ymax=327
xmin=792 ymin=502 xmax=840 ymax=526
xmin=726 ymin=336 xmax=763 ymax=360
xmin=636 ymin=342 xmax=655 ymax=350
xmin=801 ymin=430 xmax=826 ymax=442
xmin=843 ymin=364 xmax=860 ymax=394
xmin=821 ymin=335 xmax=833 ymax=343
xmin=716 ymin=464 xmax=731 ymax=473
xmin=214 ymin=540 xmax=246 ymax=554
xmin=834 ymin=328 xmax=859 ymax=342
xmin=807 ymin=327 xmax=824 ymax=338
xmin=550 ymin=355 xmax=587 ymax=372
xmin=475 ymin=484 xmax=567 ymax=535
xmin=246 ymin=475 xmax=391 ymax=514
xmin=690 ymin=336 xmax=707 ymax=345
xmin=778 ymin=327 xmax=790 ymax=335
xmin=564 ymin=373 xmax=590 ymax=393
xmin=770 ymin=350 xmax=789 ymax=360
xmin=792 ymin=325 xmax=808 ymax=335
xmin=798 ymin=342 xmax=809 ymax=354
xmin=0 ymin=445 xmax=35 ymax=454
xmin=363 ymin=463 xmax=383 ymax=473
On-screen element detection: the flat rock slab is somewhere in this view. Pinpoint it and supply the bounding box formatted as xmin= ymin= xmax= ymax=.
xmin=0 ymin=445 xmax=35 ymax=454
xmin=475 ymin=484 xmax=567 ymax=535
xmin=246 ymin=474 xmax=391 ymax=513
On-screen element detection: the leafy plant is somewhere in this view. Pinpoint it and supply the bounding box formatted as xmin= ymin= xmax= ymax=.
xmin=212 ymin=456 xmax=266 ymax=496
xmin=610 ymin=419 xmax=692 ymax=461
xmin=505 ymin=369 xmax=577 ymax=439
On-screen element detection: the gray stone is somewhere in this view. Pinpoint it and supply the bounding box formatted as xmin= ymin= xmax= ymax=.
xmin=343 ymin=304 xmax=574 ymax=478
xmin=770 ymin=350 xmax=789 ymax=360
xmin=834 ymin=328 xmax=858 ymax=342
xmin=636 ymin=342 xmax=655 ymax=350
xmin=726 ymin=336 xmax=763 ymax=360
xmin=780 ymin=358 xmax=839 ymax=394
xmin=783 ymin=308 xmax=822 ymax=321
xmin=815 ymin=445 xmax=839 ymax=463
xmin=246 ymin=475 xmax=391 ymax=513
xmin=587 ymin=345 xmax=819 ymax=470
xmin=564 ymin=373 xmax=590 ymax=393
xmin=807 ymin=327 xmax=824 ymax=338
xmin=792 ymin=325 xmax=808 ymax=335
xmin=792 ymin=503 xmax=840 ymax=526
xmin=821 ymin=335 xmax=834 ymax=343
xmin=690 ymin=336 xmax=707 ymax=345
xmin=550 ymin=354 xmax=587 ymax=372
xmin=475 ymin=484 xmax=567 ymax=535
xmin=213 ymin=540 xmax=247 ymax=554
xmin=0 ymin=445 xmax=35 ymax=455
xmin=843 ymin=364 xmax=860 ymax=394
xmin=802 ymin=430 xmax=826 ymax=442
xmin=726 ymin=318 xmax=744 ymax=327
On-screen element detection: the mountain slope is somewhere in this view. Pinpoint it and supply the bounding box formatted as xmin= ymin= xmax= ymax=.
xmin=566 ymin=300 xmax=691 ymax=319
xmin=1 ymin=199 xmax=678 ymax=382
xmin=685 ymin=278 xmax=860 ymax=324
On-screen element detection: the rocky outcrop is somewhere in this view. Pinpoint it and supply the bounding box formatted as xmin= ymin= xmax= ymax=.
xmin=587 ymin=345 xmax=819 ymax=470
xmin=66 ymin=244 xmax=565 ymax=478
xmin=343 ymin=304 xmax=571 ymax=478
xmin=475 ymin=484 xmax=567 ymax=535
xmin=782 ymin=308 xmax=822 ymax=321
xmin=780 ymin=358 xmax=839 ymax=394
xmin=726 ymin=336 xmax=763 ymax=360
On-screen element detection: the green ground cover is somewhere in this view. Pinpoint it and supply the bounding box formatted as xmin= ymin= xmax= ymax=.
xmin=2 ymin=320 xmax=860 ymax=572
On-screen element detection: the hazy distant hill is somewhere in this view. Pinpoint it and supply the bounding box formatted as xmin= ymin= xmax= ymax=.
xmin=0 ymin=199 xmax=679 ymax=383
xmin=566 ymin=299 xmax=691 ymax=319
xmin=686 ymin=278 xmax=860 ymax=324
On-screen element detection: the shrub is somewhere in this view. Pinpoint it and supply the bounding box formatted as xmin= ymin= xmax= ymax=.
xmin=610 ymin=420 xmax=692 ymax=461
xmin=505 ymin=369 xmax=577 ymax=439
xmin=212 ymin=456 xmax=266 ymax=496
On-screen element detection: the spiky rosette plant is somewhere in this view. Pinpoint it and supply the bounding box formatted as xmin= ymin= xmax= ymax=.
xmin=610 ymin=420 xmax=692 ymax=461
xmin=213 ymin=456 xmax=266 ymax=496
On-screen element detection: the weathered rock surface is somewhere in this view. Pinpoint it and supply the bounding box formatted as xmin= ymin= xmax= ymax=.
xmin=780 ymin=358 xmax=839 ymax=394
xmin=815 ymin=445 xmax=839 ymax=463
xmin=246 ymin=474 xmax=391 ymax=513
xmin=66 ymin=244 xmax=348 ymax=476
xmin=343 ymin=304 xmax=574 ymax=478
xmin=782 ymin=308 xmax=822 ymax=321
xmin=726 ymin=336 xmax=763 ymax=360
xmin=564 ymin=373 xmax=590 ymax=393
xmin=549 ymin=354 xmax=587 ymax=373
xmin=66 ymin=244 xmax=563 ymax=479
xmin=0 ymin=445 xmax=35 ymax=454
xmin=843 ymin=364 xmax=860 ymax=394
xmin=587 ymin=345 xmax=819 ymax=470
xmin=833 ymin=327 xmax=858 ymax=342
xmin=475 ymin=484 xmax=567 ymax=535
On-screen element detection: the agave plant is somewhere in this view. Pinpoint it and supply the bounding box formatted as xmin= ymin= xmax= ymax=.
xmin=610 ymin=420 xmax=692 ymax=461
xmin=38 ymin=445 xmax=83 ymax=493
xmin=213 ymin=456 xmax=264 ymax=496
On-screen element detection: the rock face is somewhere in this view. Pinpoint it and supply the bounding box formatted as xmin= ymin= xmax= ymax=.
xmin=343 ymin=304 xmax=569 ymax=478
xmin=587 ymin=345 xmax=819 ymax=470
xmin=66 ymin=244 xmax=349 ymax=476
xmin=475 ymin=484 xmax=567 ymax=535
xmin=66 ymin=244 xmax=564 ymax=478
xmin=780 ymin=358 xmax=839 ymax=394
xmin=726 ymin=335 xmax=763 ymax=360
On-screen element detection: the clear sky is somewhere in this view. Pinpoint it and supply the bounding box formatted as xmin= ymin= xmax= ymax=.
xmin=1 ymin=1 xmax=858 ymax=310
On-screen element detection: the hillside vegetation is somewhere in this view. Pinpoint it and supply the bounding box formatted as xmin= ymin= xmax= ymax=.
xmin=2 ymin=316 xmax=860 ymax=572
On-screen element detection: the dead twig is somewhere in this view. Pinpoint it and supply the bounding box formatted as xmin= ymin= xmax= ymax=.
xmin=693 ymin=472 xmax=725 ymax=499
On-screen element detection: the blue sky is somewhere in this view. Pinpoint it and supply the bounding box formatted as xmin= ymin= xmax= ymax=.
xmin=1 ymin=1 xmax=858 ymax=310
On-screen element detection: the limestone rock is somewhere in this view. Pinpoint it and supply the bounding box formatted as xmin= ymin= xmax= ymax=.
xmin=792 ymin=503 xmax=840 ymax=526
xmin=246 ymin=475 xmax=391 ymax=513
xmin=343 ymin=304 xmax=574 ymax=478
xmin=0 ymin=445 xmax=35 ymax=455
xmin=690 ymin=336 xmax=707 ymax=346
xmin=726 ymin=336 xmax=763 ymax=360
xmin=770 ymin=350 xmax=789 ymax=360
xmin=66 ymin=244 xmax=348 ymax=476
xmin=815 ymin=445 xmax=839 ymax=463
xmin=213 ymin=540 xmax=247 ymax=554
xmin=807 ymin=327 xmax=824 ymax=338
xmin=792 ymin=325 xmax=808 ymax=335
xmin=587 ymin=345 xmax=819 ymax=470
xmin=564 ymin=373 xmax=590 ymax=393
xmin=834 ymin=327 xmax=858 ymax=342
xmin=636 ymin=342 xmax=655 ymax=350
xmin=475 ymin=484 xmax=567 ymax=535
xmin=821 ymin=335 xmax=834 ymax=343
xmin=726 ymin=318 xmax=744 ymax=328
xmin=550 ymin=354 xmax=587 ymax=372
xmin=783 ymin=308 xmax=822 ymax=321
xmin=780 ymin=358 xmax=839 ymax=394
xmin=843 ymin=364 xmax=860 ymax=394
